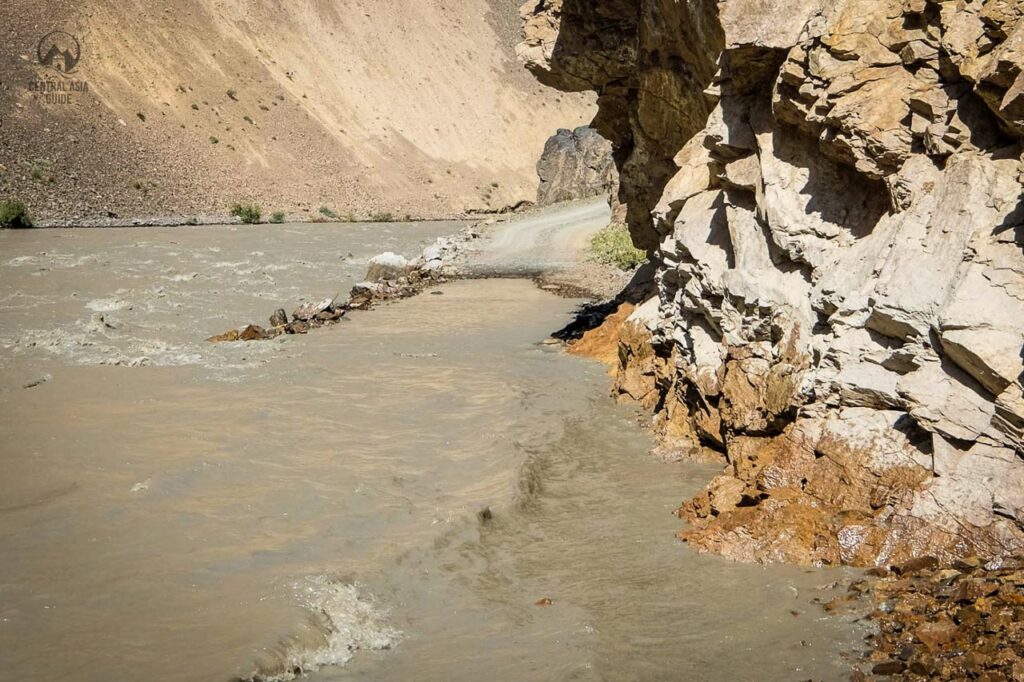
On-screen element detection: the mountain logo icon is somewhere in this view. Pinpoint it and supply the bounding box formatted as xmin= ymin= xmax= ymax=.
xmin=37 ymin=31 xmax=81 ymax=74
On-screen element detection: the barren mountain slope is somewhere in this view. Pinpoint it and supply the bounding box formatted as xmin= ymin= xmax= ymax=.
xmin=0 ymin=0 xmax=594 ymax=223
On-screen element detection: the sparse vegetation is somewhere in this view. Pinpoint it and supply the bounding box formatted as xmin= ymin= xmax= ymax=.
xmin=587 ymin=223 xmax=646 ymax=271
xmin=490 ymin=182 xmax=499 ymax=188
xmin=269 ymin=211 xmax=286 ymax=224
xmin=0 ymin=200 xmax=33 ymax=229
xmin=184 ymin=216 xmax=199 ymax=226
xmin=28 ymin=160 xmax=52 ymax=183
xmin=369 ymin=212 xmax=394 ymax=222
xmin=243 ymin=115 xmax=254 ymax=125
xmin=191 ymin=103 xmax=200 ymax=111
xmin=137 ymin=112 xmax=146 ymax=122
xmin=226 ymin=89 xmax=238 ymax=101
xmin=229 ymin=202 xmax=262 ymax=224
xmin=319 ymin=206 xmax=338 ymax=220
xmin=131 ymin=180 xmax=156 ymax=196
xmin=209 ymin=136 xmax=219 ymax=144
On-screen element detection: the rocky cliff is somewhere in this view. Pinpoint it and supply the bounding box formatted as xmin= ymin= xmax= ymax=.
xmin=0 ymin=0 xmax=594 ymax=224
xmin=521 ymin=0 xmax=1024 ymax=567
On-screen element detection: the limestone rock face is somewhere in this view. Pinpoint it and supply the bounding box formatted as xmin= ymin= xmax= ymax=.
xmin=522 ymin=0 xmax=1024 ymax=567
xmin=536 ymin=126 xmax=617 ymax=205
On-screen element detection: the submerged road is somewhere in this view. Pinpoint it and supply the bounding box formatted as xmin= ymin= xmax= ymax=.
xmin=461 ymin=197 xmax=611 ymax=277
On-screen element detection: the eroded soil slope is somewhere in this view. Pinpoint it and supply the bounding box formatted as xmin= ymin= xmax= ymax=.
xmin=0 ymin=0 xmax=593 ymax=223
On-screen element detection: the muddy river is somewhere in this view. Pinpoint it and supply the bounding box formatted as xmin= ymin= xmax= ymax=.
xmin=0 ymin=220 xmax=865 ymax=681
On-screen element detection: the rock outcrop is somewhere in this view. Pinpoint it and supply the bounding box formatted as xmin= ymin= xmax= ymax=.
xmin=536 ymin=126 xmax=617 ymax=205
xmin=522 ymin=0 xmax=1024 ymax=567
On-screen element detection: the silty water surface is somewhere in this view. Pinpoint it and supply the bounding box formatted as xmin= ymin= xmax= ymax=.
xmin=0 ymin=221 xmax=866 ymax=681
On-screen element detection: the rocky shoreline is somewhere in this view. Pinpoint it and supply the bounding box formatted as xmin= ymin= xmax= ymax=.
xmin=520 ymin=0 xmax=1024 ymax=571
xmin=205 ymin=200 xmax=634 ymax=345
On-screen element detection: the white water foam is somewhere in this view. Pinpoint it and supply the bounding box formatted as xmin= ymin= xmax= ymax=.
xmin=239 ymin=578 xmax=400 ymax=682
xmin=86 ymin=298 xmax=132 ymax=312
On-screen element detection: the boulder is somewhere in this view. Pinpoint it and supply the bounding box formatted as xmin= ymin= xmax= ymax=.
xmin=269 ymin=308 xmax=288 ymax=328
xmin=536 ymin=126 xmax=616 ymax=205
xmin=364 ymin=252 xmax=409 ymax=282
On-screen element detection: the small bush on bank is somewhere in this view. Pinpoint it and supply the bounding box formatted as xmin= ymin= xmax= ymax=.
xmin=269 ymin=211 xmax=286 ymax=224
xmin=587 ymin=223 xmax=646 ymax=271
xmin=319 ymin=206 xmax=338 ymax=220
xmin=230 ymin=202 xmax=262 ymax=224
xmin=0 ymin=200 xmax=33 ymax=229
xmin=369 ymin=212 xmax=394 ymax=222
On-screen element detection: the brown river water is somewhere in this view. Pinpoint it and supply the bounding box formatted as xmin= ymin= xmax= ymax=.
xmin=0 ymin=221 xmax=866 ymax=681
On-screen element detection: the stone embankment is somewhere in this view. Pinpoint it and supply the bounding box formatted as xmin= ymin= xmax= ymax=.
xmin=208 ymin=227 xmax=480 ymax=343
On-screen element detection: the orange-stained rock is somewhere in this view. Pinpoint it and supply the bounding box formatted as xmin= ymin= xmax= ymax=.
xmin=567 ymin=302 xmax=635 ymax=369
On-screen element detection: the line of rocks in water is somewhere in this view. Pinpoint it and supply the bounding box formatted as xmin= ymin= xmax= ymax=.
xmin=824 ymin=556 xmax=1024 ymax=680
xmin=207 ymin=224 xmax=482 ymax=343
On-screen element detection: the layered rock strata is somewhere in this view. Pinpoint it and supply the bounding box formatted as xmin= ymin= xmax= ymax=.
xmin=521 ymin=0 xmax=1024 ymax=566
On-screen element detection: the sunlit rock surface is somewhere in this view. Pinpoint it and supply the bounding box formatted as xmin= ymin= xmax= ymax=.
xmin=521 ymin=0 xmax=1024 ymax=567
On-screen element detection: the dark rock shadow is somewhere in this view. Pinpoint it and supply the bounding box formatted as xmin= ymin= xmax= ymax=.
xmin=551 ymin=262 xmax=656 ymax=342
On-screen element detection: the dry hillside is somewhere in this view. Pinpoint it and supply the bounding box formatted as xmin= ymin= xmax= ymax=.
xmin=0 ymin=0 xmax=594 ymax=224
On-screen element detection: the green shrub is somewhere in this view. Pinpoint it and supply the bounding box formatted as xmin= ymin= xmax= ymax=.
xmin=587 ymin=223 xmax=646 ymax=271
xmin=269 ymin=211 xmax=286 ymax=224
xmin=229 ymin=202 xmax=262 ymax=224
xmin=209 ymin=136 xmax=219 ymax=144
xmin=29 ymin=161 xmax=49 ymax=183
xmin=319 ymin=206 xmax=338 ymax=220
xmin=0 ymin=200 xmax=33 ymax=229
xmin=369 ymin=211 xmax=394 ymax=222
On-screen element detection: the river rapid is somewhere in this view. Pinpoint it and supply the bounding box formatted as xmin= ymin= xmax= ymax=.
xmin=0 ymin=219 xmax=866 ymax=681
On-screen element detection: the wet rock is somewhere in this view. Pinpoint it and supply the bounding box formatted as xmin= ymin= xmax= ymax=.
xmin=872 ymin=660 xmax=907 ymax=675
xmin=315 ymin=308 xmax=344 ymax=323
xmin=364 ymin=252 xmax=409 ymax=282
xmin=854 ymin=555 xmax=1024 ymax=680
xmin=237 ymin=325 xmax=269 ymax=342
xmin=292 ymin=298 xmax=334 ymax=322
xmin=895 ymin=556 xmax=940 ymax=576
xmin=88 ymin=312 xmax=118 ymax=332
xmin=269 ymin=308 xmax=288 ymax=328
xmin=22 ymin=374 xmax=51 ymax=389
xmin=207 ymin=329 xmax=241 ymax=343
